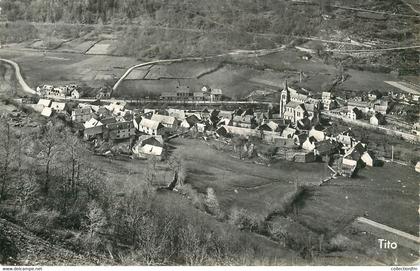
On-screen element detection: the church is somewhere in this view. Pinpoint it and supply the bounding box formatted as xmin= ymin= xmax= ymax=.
xmin=279 ymin=81 xmax=320 ymax=125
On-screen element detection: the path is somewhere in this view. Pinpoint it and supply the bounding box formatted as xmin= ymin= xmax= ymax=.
xmin=0 ymin=59 xmax=36 ymax=95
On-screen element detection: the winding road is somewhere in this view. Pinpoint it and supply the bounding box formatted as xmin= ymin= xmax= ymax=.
xmin=0 ymin=59 xmax=37 ymax=95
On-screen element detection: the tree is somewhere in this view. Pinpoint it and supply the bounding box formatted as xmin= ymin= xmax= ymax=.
xmin=35 ymin=122 xmax=63 ymax=195
xmin=0 ymin=121 xmax=15 ymax=201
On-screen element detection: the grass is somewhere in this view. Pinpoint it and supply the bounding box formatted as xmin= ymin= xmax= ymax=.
xmin=295 ymin=163 xmax=419 ymax=236
xmin=169 ymin=138 xmax=330 ymax=220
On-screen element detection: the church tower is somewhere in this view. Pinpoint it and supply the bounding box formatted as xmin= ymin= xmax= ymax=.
xmin=279 ymin=80 xmax=290 ymax=118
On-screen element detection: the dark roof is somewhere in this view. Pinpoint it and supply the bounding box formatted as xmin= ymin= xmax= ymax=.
xmin=101 ymin=117 xmax=117 ymax=125
xmin=107 ymin=121 xmax=134 ymax=130
xmin=185 ymin=114 xmax=201 ymax=127
xmin=315 ymin=140 xmax=340 ymax=155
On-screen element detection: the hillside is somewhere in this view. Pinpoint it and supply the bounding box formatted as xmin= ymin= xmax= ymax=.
xmin=0 ymin=218 xmax=95 ymax=265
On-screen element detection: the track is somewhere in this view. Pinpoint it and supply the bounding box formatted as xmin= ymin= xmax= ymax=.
xmin=0 ymin=59 xmax=37 ymax=95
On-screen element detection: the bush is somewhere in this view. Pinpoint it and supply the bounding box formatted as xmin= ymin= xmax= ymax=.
xmin=19 ymin=208 xmax=60 ymax=234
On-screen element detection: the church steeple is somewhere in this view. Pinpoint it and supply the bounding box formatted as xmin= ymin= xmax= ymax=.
xmin=280 ymin=80 xmax=290 ymax=119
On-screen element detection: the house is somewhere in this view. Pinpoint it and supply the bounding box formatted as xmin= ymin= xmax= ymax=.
xmin=210 ymin=88 xmax=223 ymax=101
xmin=201 ymin=108 xmax=211 ymax=121
xmin=106 ymin=102 xmax=126 ymax=114
xmin=314 ymin=140 xmax=340 ymax=162
xmin=176 ymin=86 xmax=192 ymax=100
xmin=284 ymin=101 xmax=307 ymax=124
xmin=106 ymin=121 xmax=136 ymax=140
xmin=341 ymin=158 xmax=358 ymax=177
xmin=223 ymin=125 xmax=260 ymax=138
xmin=132 ymin=135 xmax=165 ymax=159
xmin=215 ymin=126 xmax=231 ymax=138
xmin=133 ymin=115 xmax=142 ymax=130
xmin=258 ymin=121 xmax=279 ymax=132
xmin=415 ymin=161 xmax=420 ymax=173
xmin=180 ymin=114 xmax=201 ymax=129
xmin=368 ymin=90 xmax=382 ymax=101
xmin=83 ymin=118 xmax=103 ymax=140
xmin=138 ymin=118 xmax=164 ymax=135
xmin=281 ymin=127 xmax=297 ymax=138
xmin=344 ymin=142 xmax=366 ymax=162
xmin=218 ymin=110 xmax=234 ymax=119
xmin=370 ymin=113 xmax=386 ymax=126
xmin=151 ymin=114 xmax=177 ymax=128
xmin=71 ymin=89 xmax=80 ymax=99
xmin=193 ymin=92 xmax=205 ymax=101
xmin=50 ymin=102 xmax=67 ymax=113
xmin=309 ymin=126 xmax=329 ymax=142
xmin=302 ymin=136 xmax=317 ymax=151
xmin=232 ymin=115 xmax=256 ymax=129
xmin=293 ymin=133 xmax=308 ymax=147
xmin=286 ymin=150 xmax=316 ymax=163
xmin=37 ymin=99 xmax=52 ymax=107
xmin=161 ymin=92 xmax=178 ymax=101
xmin=347 ymin=107 xmax=364 ymax=120
xmin=373 ymin=100 xmax=389 ymax=115
xmin=41 ymin=107 xmax=53 ymax=117
xmin=72 ymin=107 xmax=92 ymax=123
xmin=168 ymin=109 xmax=186 ymax=120
xmin=48 ymin=86 xmax=68 ymax=98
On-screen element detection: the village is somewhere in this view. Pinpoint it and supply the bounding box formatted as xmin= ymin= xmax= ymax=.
xmin=22 ymin=79 xmax=420 ymax=180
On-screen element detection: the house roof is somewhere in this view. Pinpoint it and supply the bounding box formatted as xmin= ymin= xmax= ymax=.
xmin=84 ymin=118 xmax=103 ymax=129
xmin=73 ymin=107 xmax=92 ymax=115
xmin=101 ymin=117 xmax=117 ymax=125
xmin=136 ymin=135 xmax=164 ymax=147
xmin=211 ymin=88 xmax=223 ymax=95
xmin=51 ymin=102 xmax=66 ymax=111
xmin=140 ymin=118 xmax=163 ymax=130
xmin=37 ymin=99 xmax=51 ymax=107
xmin=286 ymin=101 xmax=305 ymax=109
xmin=315 ymin=140 xmax=339 ymax=155
xmin=151 ymin=114 xmax=176 ymax=125
xmin=41 ymin=107 xmax=53 ymax=117
xmin=107 ymin=121 xmax=134 ymax=130
xmin=140 ymin=144 xmax=163 ymax=156
xmin=185 ymin=114 xmax=201 ymax=127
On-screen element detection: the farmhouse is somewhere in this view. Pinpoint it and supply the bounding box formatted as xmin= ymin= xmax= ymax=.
xmin=138 ymin=118 xmax=164 ymax=135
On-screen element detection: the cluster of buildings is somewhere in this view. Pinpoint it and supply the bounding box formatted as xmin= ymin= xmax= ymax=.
xmin=29 ymin=79 xmax=415 ymax=177
xmin=160 ymin=85 xmax=223 ymax=102
xmin=36 ymin=84 xmax=81 ymax=99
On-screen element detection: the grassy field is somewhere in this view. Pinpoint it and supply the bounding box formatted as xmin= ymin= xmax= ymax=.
xmin=296 ymin=163 xmax=419 ymax=236
xmin=169 ymin=138 xmax=331 ymax=220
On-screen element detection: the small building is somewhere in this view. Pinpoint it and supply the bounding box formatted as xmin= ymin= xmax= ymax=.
xmin=132 ymin=135 xmax=165 ymax=160
xmin=361 ymin=151 xmax=375 ymax=167
xmin=281 ymin=127 xmax=297 ymax=138
xmin=284 ymin=101 xmax=307 ymax=124
xmin=138 ymin=118 xmax=164 ymax=136
xmin=232 ymin=115 xmax=256 ymax=129
xmin=151 ymin=114 xmax=177 ymax=128
xmin=72 ymin=107 xmax=92 ymax=123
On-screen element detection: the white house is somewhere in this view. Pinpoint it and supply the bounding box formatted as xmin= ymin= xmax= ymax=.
xmin=138 ymin=118 xmax=164 ymax=135
xmin=41 ymin=107 xmax=53 ymax=117
xmin=50 ymin=102 xmax=67 ymax=113
xmin=132 ymin=135 xmax=165 ymax=159
xmin=151 ymin=114 xmax=177 ymax=128
xmin=302 ymin=136 xmax=317 ymax=151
